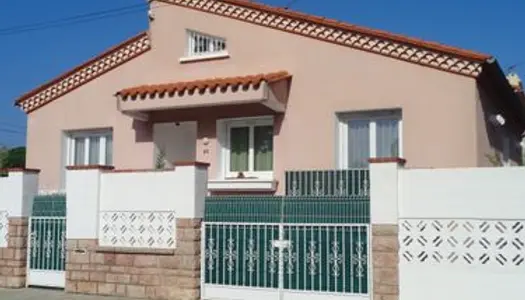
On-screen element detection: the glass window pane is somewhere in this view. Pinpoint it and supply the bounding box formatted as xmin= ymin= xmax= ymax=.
xmin=348 ymin=120 xmax=370 ymax=168
xmin=254 ymin=125 xmax=273 ymax=171
xmin=230 ymin=127 xmax=249 ymax=172
xmin=376 ymin=119 xmax=399 ymax=158
xmin=106 ymin=135 xmax=113 ymax=166
xmin=89 ymin=136 xmax=100 ymax=165
xmin=74 ymin=137 xmax=85 ymax=166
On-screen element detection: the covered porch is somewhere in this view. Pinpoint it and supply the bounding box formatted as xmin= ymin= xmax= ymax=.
xmin=115 ymin=71 xmax=291 ymax=194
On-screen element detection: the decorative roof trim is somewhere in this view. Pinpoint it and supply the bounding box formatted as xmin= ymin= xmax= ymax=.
xmin=16 ymin=32 xmax=151 ymax=113
xmin=117 ymin=71 xmax=291 ymax=100
xmin=159 ymin=0 xmax=491 ymax=77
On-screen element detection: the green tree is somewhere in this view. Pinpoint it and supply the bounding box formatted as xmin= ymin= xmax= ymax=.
xmin=0 ymin=146 xmax=7 ymax=168
xmin=1 ymin=147 xmax=26 ymax=168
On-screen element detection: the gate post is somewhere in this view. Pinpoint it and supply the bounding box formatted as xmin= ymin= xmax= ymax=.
xmin=175 ymin=162 xmax=208 ymax=300
xmin=0 ymin=168 xmax=40 ymax=288
xmin=368 ymin=158 xmax=404 ymax=300
xmin=64 ymin=165 xmax=111 ymax=294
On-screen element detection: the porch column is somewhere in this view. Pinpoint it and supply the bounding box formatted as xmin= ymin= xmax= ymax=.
xmin=65 ymin=165 xmax=112 ymax=294
xmin=368 ymin=158 xmax=404 ymax=300
xmin=0 ymin=168 xmax=40 ymax=288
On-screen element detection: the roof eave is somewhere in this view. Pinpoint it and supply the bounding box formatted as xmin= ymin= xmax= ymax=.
xmin=14 ymin=31 xmax=151 ymax=109
xmin=172 ymin=0 xmax=492 ymax=62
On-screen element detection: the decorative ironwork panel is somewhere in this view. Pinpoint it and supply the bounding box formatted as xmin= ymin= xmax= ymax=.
xmin=282 ymin=224 xmax=369 ymax=294
xmin=203 ymin=222 xmax=369 ymax=295
xmin=0 ymin=211 xmax=8 ymax=247
xmin=285 ymin=169 xmax=370 ymax=198
xmin=400 ymin=219 xmax=525 ymax=267
xmin=29 ymin=217 xmax=66 ymax=271
xmin=99 ymin=211 xmax=176 ymax=249
xmin=204 ymin=223 xmax=280 ymax=288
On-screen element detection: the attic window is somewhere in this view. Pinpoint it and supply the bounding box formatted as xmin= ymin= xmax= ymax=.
xmin=182 ymin=30 xmax=228 ymax=62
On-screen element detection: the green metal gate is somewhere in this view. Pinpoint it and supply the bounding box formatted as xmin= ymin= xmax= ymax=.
xmin=27 ymin=193 xmax=67 ymax=288
xmin=202 ymin=169 xmax=370 ymax=300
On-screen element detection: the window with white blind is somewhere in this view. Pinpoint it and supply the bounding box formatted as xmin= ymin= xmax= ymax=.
xmin=338 ymin=111 xmax=402 ymax=168
xmin=218 ymin=117 xmax=274 ymax=179
xmin=186 ymin=30 xmax=227 ymax=57
xmin=66 ymin=131 xmax=113 ymax=166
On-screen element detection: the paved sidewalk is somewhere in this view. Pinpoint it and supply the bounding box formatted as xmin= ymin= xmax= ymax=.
xmin=0 ymin=288 xmax=133 ymax=300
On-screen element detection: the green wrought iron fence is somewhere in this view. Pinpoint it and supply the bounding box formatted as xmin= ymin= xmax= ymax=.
xmin=205 ymin=196 xmax=369 ymax=224
xmin=285 ymin=169 xmax=369 ymax=197
xmin=32 ymin=193 xmax=67 ymax=217
xmin=204 ymin=223 xmax=280 ymax=289
xmin=29 ymin=217 xmax=66 ymax=271
xmin=203 ymin=222 xmax=369 ymax=294
xmin=203 ymin=168 xmax=370 ymax=296
xmin=283 ymin=196 xmax=369 ymax=224
xmin=282 ymin=224 xmax=368 ymax=294
xmin=29 ymin=193 xmax=67 ymax=272
xmin=204 ymin=196 xmax=282 ymax=223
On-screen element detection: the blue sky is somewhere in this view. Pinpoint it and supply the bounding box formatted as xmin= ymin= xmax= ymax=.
xmin=1 ymin=0 xmax=524 ymax=147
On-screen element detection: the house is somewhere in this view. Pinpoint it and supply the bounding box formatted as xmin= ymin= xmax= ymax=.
xmin=15 ymin=0 xmax=525 ymax=194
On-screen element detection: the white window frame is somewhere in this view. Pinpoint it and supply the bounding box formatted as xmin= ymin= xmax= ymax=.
xmin=66 ymin=130 xmax=113 ymax=166
xmin=218 ymin=116 xmax=274 ymax=180
xmin=181 ymin=29 xmax=229 ymax=62
xmin=338 ymin=111 xmax=403 ymax=169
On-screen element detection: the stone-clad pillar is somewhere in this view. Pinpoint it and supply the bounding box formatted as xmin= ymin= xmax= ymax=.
xmin=2 ymin=217 xmax=30 ymax=288
xmin=369 ymin=158 xmax=404 ymax=300
xmin=0 ymin=168 xmax=40 ymax=288
xmin=372 ymin=224 xmax=399 ymax=300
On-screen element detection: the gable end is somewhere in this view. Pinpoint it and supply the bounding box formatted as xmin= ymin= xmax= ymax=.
xmin=160 ymin=0 xmax=490 ymax=77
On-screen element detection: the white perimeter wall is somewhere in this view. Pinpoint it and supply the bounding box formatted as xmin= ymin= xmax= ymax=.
xmin=0 ymin=171 xmax=38 ymax=247
xmin=99 ymin=168 xmax=197 ymax=216
xmin=398 ymin=167 xmax=525 ymax=300
xmin=97 ymin=167 xmax=205 ymax=248
xmin=0 ymin=175 xmax=11 ymax=247
xmin=66 ymin=165 xmax=207 ymax=249
xmin=0 ymin=172 xmax=38 ymax=218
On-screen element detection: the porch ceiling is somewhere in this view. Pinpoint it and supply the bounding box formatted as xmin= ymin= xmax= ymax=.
xmin=116 ymin=71 xmax=291 ymax=119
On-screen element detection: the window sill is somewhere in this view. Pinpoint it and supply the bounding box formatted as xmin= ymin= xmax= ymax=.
xmin=179 ymin=52 xmax=230 ymax=64
xmin=208 ymin=178 xmax=277 ymax=192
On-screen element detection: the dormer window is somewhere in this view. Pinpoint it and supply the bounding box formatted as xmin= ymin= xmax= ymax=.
xmin=181 ymin=30 xmax=229 ymax=63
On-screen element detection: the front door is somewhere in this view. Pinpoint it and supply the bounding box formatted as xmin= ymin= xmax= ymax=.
xmin=153 ymin=121 xmax=198 ymax=167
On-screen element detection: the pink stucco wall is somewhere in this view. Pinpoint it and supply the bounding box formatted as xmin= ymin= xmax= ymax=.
xmin=26 ymin=4 xmax=498 ymax=190
xmin=25 ymin=52 xmax=160 ymax=190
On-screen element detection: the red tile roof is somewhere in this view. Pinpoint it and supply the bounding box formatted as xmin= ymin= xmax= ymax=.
xmin=117 ymin=71 xmax=291 ymax=99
